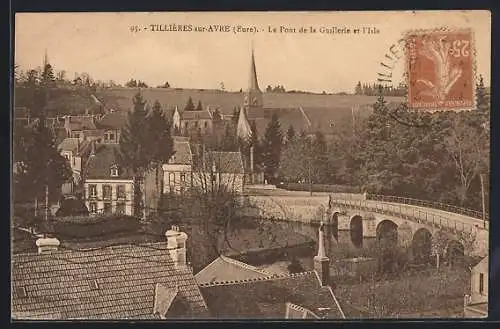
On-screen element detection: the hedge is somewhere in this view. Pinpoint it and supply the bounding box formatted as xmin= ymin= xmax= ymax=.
xmin=279 ymin=183 xmax=362 ymax=193
xmin=48 ymin=215 xmax=142 ymax=240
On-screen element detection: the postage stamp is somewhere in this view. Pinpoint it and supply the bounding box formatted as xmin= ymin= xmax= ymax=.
xmin=405 ymin=28 xmax=475 ymax=111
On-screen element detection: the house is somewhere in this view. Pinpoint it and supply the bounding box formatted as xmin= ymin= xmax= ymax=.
xmin=195 ymin=255 xmax=272 ymax=285
xmin=83 ymin=143 xmax=134 ymax=215
xmin=198 ymin=222 xmax=346 ymax=319
xmin=11 ymin=227 xmax=209 ymax=319
xmin=63 ymin=115 xmax=103 ymax=142
xmin=194 ymin=151 xmax=245 ymax=194
xmin=162 ymin=137 xmax=194 ymax=194
xmin=464 ymin=256 xmax=488 ymax=318
xmin=83 ymin=142 xmax=161 ymax=217
xmin=95 ymin=111 xmax=128 ymax=144
xmin=58 ymin=138 xmax=93 ymax=195
xmin=172 ymin=106 xmax=214 ymax=136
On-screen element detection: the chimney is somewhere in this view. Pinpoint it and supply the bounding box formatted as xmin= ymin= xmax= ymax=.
xmin=314 ymin=222 xmax=330 ymax=286
xmin=35 ymin=237 xmax=60 ymax=254
xmin=165 ymin=226 xmax=188 ymax=269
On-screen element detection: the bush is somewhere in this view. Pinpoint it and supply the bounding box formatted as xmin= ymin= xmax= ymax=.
xmin=49 ymin=215 xmax=141 ymax=240
xmin=280 ymin=183 xmax=362 ymax=193
xmin=55 ymin=198 xmax=89 ymax=217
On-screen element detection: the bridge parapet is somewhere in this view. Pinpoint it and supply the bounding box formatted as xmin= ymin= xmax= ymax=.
xmin=365 ymin=193 xmax=489 ymax=221
xmin=329 ymin=198 xmax=486 ymax=235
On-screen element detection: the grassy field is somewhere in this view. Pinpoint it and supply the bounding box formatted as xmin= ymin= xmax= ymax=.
xmin=335 ymin=266 xmax=470 ymax=318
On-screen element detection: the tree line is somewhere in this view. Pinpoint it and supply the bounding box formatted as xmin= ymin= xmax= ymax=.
xmin=355 ymin=81 xmax=407 ymax=97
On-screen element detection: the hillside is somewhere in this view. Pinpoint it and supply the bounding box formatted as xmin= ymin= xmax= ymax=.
xmin=97 ymin=87 xmax=404 ymax=114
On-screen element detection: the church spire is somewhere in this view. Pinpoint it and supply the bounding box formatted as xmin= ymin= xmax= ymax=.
xmin=43 ymin=48 xmax=49 ymax=68
xmin=243 ymin=45 xmax=263 ymax=109
xmin=249 ymin=46 xmax=260 ymax=92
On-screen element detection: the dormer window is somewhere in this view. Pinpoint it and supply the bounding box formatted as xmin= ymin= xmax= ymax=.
xmin=110 ymin=165 xmax=119 ymax=177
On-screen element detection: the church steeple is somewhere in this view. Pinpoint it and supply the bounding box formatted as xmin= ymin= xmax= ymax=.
xmin=43 ymin=48 xmax=49 ymax=68
xmin=249 ymin=48 xmax=260 ymax=92
xmin=243 ymin=46 xmax=263 ymax=109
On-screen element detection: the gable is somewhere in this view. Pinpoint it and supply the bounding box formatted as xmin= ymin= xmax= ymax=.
xmin=195 ymin=256 xmax=269 ymax=285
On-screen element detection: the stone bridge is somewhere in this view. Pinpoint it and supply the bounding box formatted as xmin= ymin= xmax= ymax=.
xmin=238 ymin=192 xmax=489 ymax=260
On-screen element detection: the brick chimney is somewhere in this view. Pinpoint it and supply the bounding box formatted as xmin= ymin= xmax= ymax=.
xmin=35 ymin=237 xmax=60 ymax=254
xmin=314 ymin=221 xmax=330 ymax=286
xmin=165 ymin=226 xmax=188 ymax=269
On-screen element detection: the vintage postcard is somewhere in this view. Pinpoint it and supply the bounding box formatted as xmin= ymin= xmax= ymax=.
xmin=12 ymin=11 xmax=490 ymax=320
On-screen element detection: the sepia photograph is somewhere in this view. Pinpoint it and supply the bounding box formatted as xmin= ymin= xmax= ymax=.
xmin=12 ymin=10 xmax=490 ymax=320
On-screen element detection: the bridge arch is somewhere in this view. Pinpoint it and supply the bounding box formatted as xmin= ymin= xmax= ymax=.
xmin=376 ymin=219 xmax=398 ymax=244
xmin=350 ymin=215 xmax=363 ymax=248
xmin=330 ymin=212 xmax=339 ymax=241
xmin=411 ymin=228 xmax=433 ymax=264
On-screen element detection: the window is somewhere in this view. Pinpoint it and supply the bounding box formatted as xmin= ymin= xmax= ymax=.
xmin=72 ymin=157 xmax=76 ymax=166
xmin=180 ymin=173 xmax=186 ymax=183
xmin=194 ymin=121 xmax=198 ymax=127
xmin=184 ymin=122 xmax=188 ymax=128
xmin=72 ymin=132 xmax=81 ymax=139
xmin=89 ymin=184 xmax=97 ymax=198
xmin=110 ymin=166 xmax=119 ymax=177
xmin=169 ymin=172 xmax=175 ymax=185
xmin=117 ymin=185 xmax=126 ymax=199
xmin=204 ymin=121 xmax=208 ymax=128
xmin=103 ymin=185 xmax=112 ymax=200
xmin=64 ymin=153 xmax=70 ymax=161
xmin=109 ymin=133 xmax=115 ymax=141
xmin=89 ymin=202 xmax=97 ymax=213
xmin=104 ymin=134 xmax=108 ymax=141
xmin=116 ymin=202 xmax=126 ymax=214
xmin=479 ymin=273 xmax=484 ymax=294
xmin=103 ymin=202 xmax=112 ymax=214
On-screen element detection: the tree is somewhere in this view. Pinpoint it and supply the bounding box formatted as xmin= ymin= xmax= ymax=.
xmin=196 ymin=100 xmax=203 ymax=111
xmin=147 ymin=100 xmax=174 ymax=195
xmin=355 ymin=81 xmax=363 ymax=95
xmin=311 ymin=131 xmax=329 ymax=183
xmin=279 ymin=135 xmax=309 ymax=183
xmin=14 ymin=108 xmax=72 ymax=205
xmin=266 ymin=85 xmax=273 ymax=92
xmin=40 ymin=63 xmax=56 ymax=87
xmin=119 ymin=92 xmax=151 ymax=217
xmin=476 ymin=75 xmax=488 ymax=111
xmin=286 ymin=125 xmax=296 ymax=144
xmin=158 ymin=81 xmax=170 ymax=88
xmin=444 ymin=116 xmax=486 ymax=206
xmin=261 ymin=113 xmax=283 ymax=182
xmin=137 ymin=80 xmax=149 ymax=88
xmin=125 ymin=79 xmax=138 ymax=88
xmin=184 ymin=97 xmax=195 ymax=112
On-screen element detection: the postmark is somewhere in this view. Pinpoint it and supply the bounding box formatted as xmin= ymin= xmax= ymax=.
xmin=405 ymin=28 xmax=475 ymax=111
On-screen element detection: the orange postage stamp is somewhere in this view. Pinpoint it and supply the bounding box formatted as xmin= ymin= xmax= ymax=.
xmin=406 ymin=28 xmax=475 ymax=111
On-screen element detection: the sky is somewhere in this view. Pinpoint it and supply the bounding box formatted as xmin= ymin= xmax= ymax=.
xmin=15 ymin=11 xmax=491 ymax=94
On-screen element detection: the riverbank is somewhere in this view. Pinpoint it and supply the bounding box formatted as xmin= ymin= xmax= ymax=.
xmin=335 ymin=266 xmax=470 ymax=318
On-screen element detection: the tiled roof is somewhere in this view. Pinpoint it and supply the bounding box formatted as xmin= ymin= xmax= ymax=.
xmin=195 ymin=255 xmax=271 ymax=284
xmin=199 ymin=271 xmax=345 ymax=319
xmin=97 ymin=112 xmax=128 ymax=130
xmin=167 ymin=140 xmax=193 ymax=165
xmin=473 ymin=256 xmax=488 ymax=273
xmin=85 ymin=144 xmax=133 ymax=180
xmin=66 ymin=116 xmax=97 ymax=131
xmin=181 ymin=109 xmax=213 ymax=121
xmin=58 ymin=138 xmax=81 ymax=153
xmin=202 ymin=151 xmax=244 ymax=174
xmin=11 ymin=242 xmax=209 ymax=319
